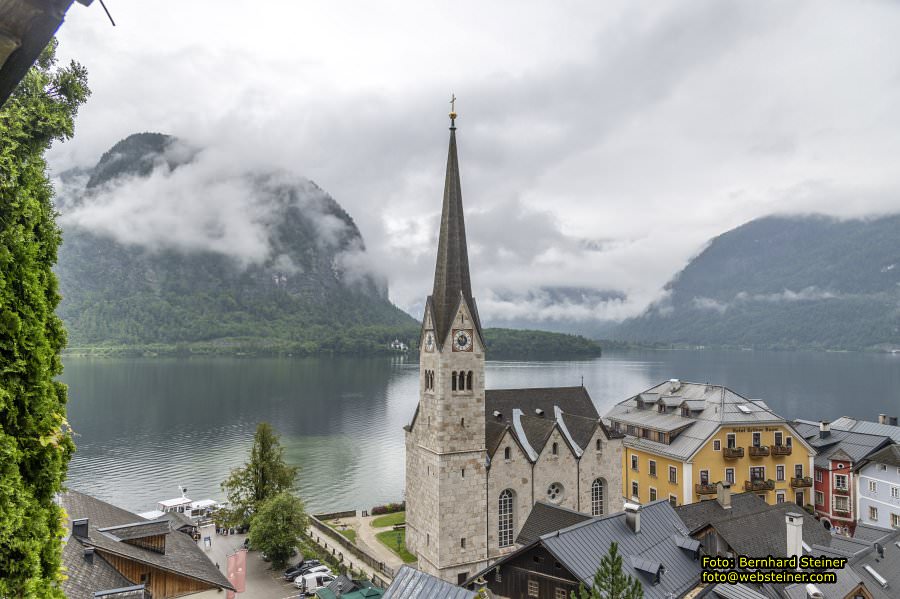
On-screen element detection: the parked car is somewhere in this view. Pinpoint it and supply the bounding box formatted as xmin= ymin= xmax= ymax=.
xmin=283 ymin=559 xmax=322 ymax=581
xmin=293 ymin=569 xmax=335 ymax=595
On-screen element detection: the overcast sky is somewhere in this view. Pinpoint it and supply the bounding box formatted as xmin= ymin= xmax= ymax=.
xmin=49 ymin=0 xmax=900 ymax=324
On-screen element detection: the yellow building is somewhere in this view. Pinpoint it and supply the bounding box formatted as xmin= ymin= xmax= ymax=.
xmin=605 ymin=380 xmax=816 ymax=508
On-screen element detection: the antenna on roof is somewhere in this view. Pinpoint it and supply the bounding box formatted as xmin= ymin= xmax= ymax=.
xmin=581 ymin=375 xmax=584 ymax=387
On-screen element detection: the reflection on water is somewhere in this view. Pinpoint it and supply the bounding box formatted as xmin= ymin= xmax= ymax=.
xmin=62 ymin=349 xmax=900 ymax=513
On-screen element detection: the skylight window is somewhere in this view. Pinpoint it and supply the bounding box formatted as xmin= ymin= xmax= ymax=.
xmin=737 ymin=404 xmax=752 ymax=414
xmin=864 ymin=565 xmax=888 ymax=588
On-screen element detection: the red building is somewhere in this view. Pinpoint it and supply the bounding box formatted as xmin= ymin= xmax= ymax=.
xmin=793 ymin=420 xmax=892 ymax=536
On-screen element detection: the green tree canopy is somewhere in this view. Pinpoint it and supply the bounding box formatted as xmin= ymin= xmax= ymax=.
xmin=219 ymin=422 xmax=299 ymax=527
xmin=0 ymin=39 xmax=89 ymax=597
xmin=572 ymin=542 xmax=643 ymax=599
xmin=248 ymin=491 xmax=308 ymax=569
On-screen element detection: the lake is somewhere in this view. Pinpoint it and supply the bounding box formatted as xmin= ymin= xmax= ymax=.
xmin=62 ymin=349 xmax=900 ymax=514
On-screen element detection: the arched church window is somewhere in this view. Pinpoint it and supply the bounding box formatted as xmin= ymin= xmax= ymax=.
xmin=452 ymin=372 xmax=457 ymax=391
xmin=466 ymin=371 xmax=473 ymax=390
xmin=498 ymin=490 xmax=514 ymax=547
xmin=552 ymin=442 xmax=559 ymax=455
xmin=591 ymin=478 xmax=606 ymax=516
xmin=458 ymin=371 xmax=466 ymax=390
xmin=504 ymin=447 xmax=511 ymax=460
xmin=596 ymin=439 xmax=602 ymax=452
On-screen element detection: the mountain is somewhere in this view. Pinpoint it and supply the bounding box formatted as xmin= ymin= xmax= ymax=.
xmin=54 ymin=133 xmax=418 ymax=354
xmin=612 ymin=214 xmax=900 ymax=350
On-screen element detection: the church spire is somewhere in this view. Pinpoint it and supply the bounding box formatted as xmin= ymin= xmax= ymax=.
xmin=430 ymin=102 xmax=481 ymax=346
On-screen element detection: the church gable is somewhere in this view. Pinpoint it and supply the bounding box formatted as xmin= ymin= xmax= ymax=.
xmin=435 ymin=293 xmax=483 ymax=352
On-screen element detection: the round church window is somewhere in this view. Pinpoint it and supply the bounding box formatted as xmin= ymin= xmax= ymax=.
xmin=547 ymin=482 xmax=564 ymax=503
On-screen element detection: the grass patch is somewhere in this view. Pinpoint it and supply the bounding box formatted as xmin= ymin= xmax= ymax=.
xmin=375 ymin=529 xmax=416 ymax=563
xmin=371 ymin=511 xmax=405 ymax=528
xmin=337 ymin=528 xmax=357 ymax=544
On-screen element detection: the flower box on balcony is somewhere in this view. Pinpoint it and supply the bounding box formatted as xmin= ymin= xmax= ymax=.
xmin=744 ymin=479 xmax=775 ymax=492
xmin=749 ymin=445 xmax=771 ymax=458
xmin=833 ymin=487 xmax=850 ymax=495
xmin=791 ymin=476 xmax=813 ymax=488
xmin=772 ymin=445 xmax=792 ymax=456
xmin=695 ymin=483 xmax=718 ymax=495
xmin=723 ymin=447 xmax=744 ymax=459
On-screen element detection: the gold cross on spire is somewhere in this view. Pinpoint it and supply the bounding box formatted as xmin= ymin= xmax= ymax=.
xmin=449 ymin=93 xmax=457 ymax=123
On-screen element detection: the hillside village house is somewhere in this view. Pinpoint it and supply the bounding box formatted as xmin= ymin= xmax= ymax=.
xmin=403 ymin=111 xmax=624 ymax=584
xmin=605 ymin=380 xmax=817 ymax=508
xmin=791 ymin=420 xmax=894 ymax=535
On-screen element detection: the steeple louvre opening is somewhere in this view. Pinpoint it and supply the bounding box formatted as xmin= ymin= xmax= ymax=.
xmin=430 ymin=121 xmax=482 ymax=347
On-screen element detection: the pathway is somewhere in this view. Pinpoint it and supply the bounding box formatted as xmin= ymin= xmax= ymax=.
xmin=329 ymin=514 xmax=407 ymax=572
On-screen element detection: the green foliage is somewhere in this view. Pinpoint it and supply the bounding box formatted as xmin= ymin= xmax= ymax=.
xmin=482 ymin=328 xmax=603 ymax=359
xmin=248 ymin=491 xmax=308 ymax=568
xmin=374 ymin=528 xmax=416 ymax=563
xmin=572 ymin=542 xmax=643 ymax=599
xmin=615 ymin=215 xmax=900 ymax=350
xmin=219 ymin=422 xmax=299 ymax=528
xmin=0 ymin=39 xmax=89 ymax=597
xmin=370 ymin=511 xmax=405 ymax=528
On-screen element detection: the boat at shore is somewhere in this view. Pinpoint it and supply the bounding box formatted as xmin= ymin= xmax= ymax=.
xmin=138 ymin=486 xmax=222 ymax=525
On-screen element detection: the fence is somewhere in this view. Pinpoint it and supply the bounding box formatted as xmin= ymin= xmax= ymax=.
xmin=309 ymin=514 xmax=396 ymax=579
xmin=314 ymin=510 xmax=357 ymax=521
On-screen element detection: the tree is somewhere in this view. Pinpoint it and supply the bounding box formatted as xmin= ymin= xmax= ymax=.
xmin=248 ymin=491 xmax=308 ymax=569
xmin=219 ymin=422 xmax=299 ymax=527
xmin=0 ymin=40 xmax=89 ymax=597
xmin=572 ymin=542 xmax=643 ymax=599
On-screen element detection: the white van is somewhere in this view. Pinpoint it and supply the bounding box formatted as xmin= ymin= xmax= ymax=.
xmin=293 ymin=568 xmax=335 ymax=595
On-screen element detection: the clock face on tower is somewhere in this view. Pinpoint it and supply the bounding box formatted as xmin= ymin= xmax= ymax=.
xmin=424 ymin=331 xmax=435 ymax=352
xmin=452 ymin=328 xmax=474 ymax=352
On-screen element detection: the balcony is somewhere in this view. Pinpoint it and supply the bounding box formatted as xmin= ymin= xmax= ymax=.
xmin=833 ymin=487 xmax=850 ymax=496
xmin=791 ymin=476 xmax=813 ymax=488
xmin=832 ymin=509 xmax=851 ymax=519
xmin=749 ymin=445 xmax=770 ymax=458
xmin=723 ymin=447 xmax=744 ymax=459
xmin=744 ymin=479 xmax=775 ymax=492
xmin=772 ymin=445 xmax=792 ymax=456
xmin=695 ymin=483 xmax=718 ymax=495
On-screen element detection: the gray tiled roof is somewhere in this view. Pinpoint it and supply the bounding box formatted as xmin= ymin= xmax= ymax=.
xmin=59 ymin=490 xmax=233 ymax=594
xmin=708 ymin=503 xmax=831 ymax=558
xmin=710 ymin=583 xmax=770 ymax=599
xmin=537 ymin=501 xmax=701 ymax=599
xmin=830 ymin=417 xmax=900 ymax=442
xmin=791 ymin=421 xmax=892 ymax=468
xmin=60 ymin=538 xmax=133 ymax=599
xmin=856 ymin=443 xmax=900 ymax=469
xmin=606 ymin=381 xmax=797 ymax=461
xmin=674 ymin=492 xmax=771 ymax=534
xmin=382 ymin=565 xmax=475 ymax=599
xmin=515 ymin=501 xmax=593 ymax=545
xmin=486 ymin=387 xmax=599 ymax=421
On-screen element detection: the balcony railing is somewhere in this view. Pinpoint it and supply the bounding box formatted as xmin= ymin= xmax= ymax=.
xmin=695 ymin=483 xmax=718 ymax=495
xmin=749 ymin=445 xmax=770 ymax=458
xmin=744 ymin=479 xmax=775 ymax=492
xmin=791 ymin=476 xmax=813 ymax=488
xmin=772 ymin=445 xmax=792 ymax=456
xmin=723 ymin=447 xmax=744 ymax=459
xmin=833 ymin=487 xmax=850 ymax=496
xmin=832 ymin=509 xmax=851 ymax=519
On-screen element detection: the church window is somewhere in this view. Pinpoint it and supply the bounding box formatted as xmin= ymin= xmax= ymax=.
xmin=461 ymin=418 xmax=465 ymax=427
xmin=504 ymin=447 xmax=511 ymax=460
xmin=452 ymin=372 xmax=457 ymax=391
xmin=591 ymin=479 xmax=605 ymax=516
xmin=461 ymin=537 xmax=466 ymax=548
xmin=596 ymin=439 xmax=602 ymax=452
xmin=498 ymin=490 xmax=514 ymax=547
xmin=466 ymin=370 xmax=473 ymax=390
xmin=546 ymin=482 xmax=564 ymax=503
xmin=458 ymin=371 xmax=466 ymax=390
xmin=461 ymin=468 xmax=465 ymax=478
xmin=552 ymin=442 xmax=559 ymax=456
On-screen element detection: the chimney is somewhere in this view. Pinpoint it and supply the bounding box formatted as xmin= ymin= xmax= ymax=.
xmin=669 ymin=378 xmax=681 ymax=392
xmin=83 ymin=547 xmax=94 ymax=565
xmin=473 ymin=576 xmax=491 ymax=597
xmin=819 ymin=421 xmax=830 ymax=439
xmin=878 ymin=414 xmax=887 ymax=425
xmin=72 ymin=518 xmax=89 ymax=538
xmin=890 ymin=416 xmax=898 ymax=426
xmin=786 ymin=512 xmax=804 ymax=564
xmin=624 ymin=502 xmax=641 ymax=534
xmin=716 ymin=481 xmax=732 ymax=510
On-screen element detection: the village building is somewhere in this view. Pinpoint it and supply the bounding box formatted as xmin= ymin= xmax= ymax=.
xmin=854 ymin=443 xmax=900 ymax=532
xmin=403 ymin=111 xmax=624 ymax=584
xmin=790 ymin=420 xmax=893 ymax=535
xmin=604 ymin=380 xmax=817 ymax=508
xmin=464 ymin=500 xmax=704 ymax=599
xmin=59 ymin=490 xmax=233 ymax=599
xmin=382 ymin=565 xmax=476 ymax=599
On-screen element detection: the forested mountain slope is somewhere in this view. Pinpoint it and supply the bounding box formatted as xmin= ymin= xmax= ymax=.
xmin=613 ymin=214 xmax=900 ymax=350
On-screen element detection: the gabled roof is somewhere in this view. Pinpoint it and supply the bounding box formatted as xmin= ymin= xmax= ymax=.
xmin=515 ymin=501 xmax=593 ymax=545
xmin=829 ymin=416 xmax=900 ymax=443
xmin=606 ymin=381 xmax=811 ymax=461
xmin=60 ymin=537 xmax=133 ymax=599
xmin=382 ymin=565 xmax=475 ymax=599
xmin=473 ymin=501 xmax=701 ymax=599
xmin=792 ymin=420 xmax=893 ymax=469
xmin=428 ymin=119 xmax=482 ymax=348
xmin=674 ymin=492 xmax=771 ymax=534
xmin=59 ymin=490 xmax=233 ymax=594
xmin=707 ymin=502 xmax=830 ymax=558
xmin=486 ymin=386 xmax=599 ymax=421
xmin=855 ymin=443 xmax=900 ymax=470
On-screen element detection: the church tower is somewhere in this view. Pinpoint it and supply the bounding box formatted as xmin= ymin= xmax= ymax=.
xmin=404 ymin=107 xmax=488 ymax=584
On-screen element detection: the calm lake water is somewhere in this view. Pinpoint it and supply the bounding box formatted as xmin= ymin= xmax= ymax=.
xmin=62 ymin=349 xmax=900 ymax=514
